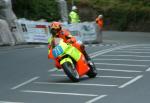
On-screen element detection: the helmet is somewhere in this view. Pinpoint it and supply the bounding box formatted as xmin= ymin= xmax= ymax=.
xmin=98 ymin=14 xmax=103 ymax=19
xmin=50 ymin=22 xmax=62 ymax=37
xmin=72 ymin=5 xmax=77 ymax=10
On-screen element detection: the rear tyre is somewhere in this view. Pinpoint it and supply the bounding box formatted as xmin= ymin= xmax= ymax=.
xmin=87 ymin=60 xmax=97 ymax=78
xmin=62 ymin=62 xmax=79 ymax=82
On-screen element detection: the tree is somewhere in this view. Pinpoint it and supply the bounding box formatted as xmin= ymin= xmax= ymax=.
xmin=12 ymin=0 xmax=60 ymax=21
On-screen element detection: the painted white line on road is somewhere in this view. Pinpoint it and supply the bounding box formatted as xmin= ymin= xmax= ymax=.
xmin=114 ymin=51 xmax=150 ymax=54
xmin=119 ymin=75 xmax=143 ymax=88
xmin=129 ymin=44 xmax=150 ymax=48
xmin=34 ymin=45 xmax=46 ymax=48
xmin=95 ymin=62 xmax=147 ymax=67
xmin=85 ymin=45 xmax=89 ymax=47
xmin=21 ymin=90 xmax=98 ymax=97
xmin=98 ymin=44 xmax=105 ymax=46
xmin=86 ymin=95 xmax=107 ymax=103
xmin=130 ymin=47 xmax=150 ymax=49
xmin=146 ymin=67 xmax=150 ymax=71
xmin=34 ymin=82 xmax=118 ymax=87
xmin=94 ymin=58 xmax=150 ymax=62
xmin=0 ymin=101 xmax=23 ymax=103
xmin=120 ymin=49 xmax=150 ymax=51
xmin=97 ymin=76 xmax=133 ymax=79
xmin=92 ymin=45 xmax=96 ymax=47
xmin=11 ymin=77 xmax=39 ymax=90
xmin=97 ymin=68 xmax=142 ymax=73
xmin=48 ymin=68 xmax=58 ymax=72
xmin=48 ymin=68 xmax=64 ymax=72
xmin=89 ymin=45 xmax=138 ymax=58
xmin=101 ymin=54 xmax=150 ymax=58
xmin=50 ymin=74 xmax=132 ymax=79
xmin=50 ymin=74 xmax=67 ymax=77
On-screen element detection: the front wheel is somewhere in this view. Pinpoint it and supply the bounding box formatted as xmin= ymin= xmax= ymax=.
xmin=87 ymin=60 xmax=97 ymax=78
xmin=62 ymin=62 xmax=79 ymax=82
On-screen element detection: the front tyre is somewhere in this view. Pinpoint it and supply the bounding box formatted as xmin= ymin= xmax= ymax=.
xmin=62 ymin=62 xmax=79 ymax=82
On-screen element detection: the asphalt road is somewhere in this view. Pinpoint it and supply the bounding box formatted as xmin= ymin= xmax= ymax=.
xmin=0 ymin=31 xmax=150 ymax=103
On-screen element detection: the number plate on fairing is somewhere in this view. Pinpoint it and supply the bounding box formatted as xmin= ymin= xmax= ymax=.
xmin=52 ymin=45 xmax=64 ymax=58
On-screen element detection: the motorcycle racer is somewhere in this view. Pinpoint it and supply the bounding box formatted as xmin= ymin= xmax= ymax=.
xmin=48 ymin=22 xmax=90 ymax=68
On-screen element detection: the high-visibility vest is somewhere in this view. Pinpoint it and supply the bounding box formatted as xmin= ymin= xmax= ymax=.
xmin=69 ymin=11 xmax=80 ymax=23
xmin=96 ymin=17 xmax=103 ymax=28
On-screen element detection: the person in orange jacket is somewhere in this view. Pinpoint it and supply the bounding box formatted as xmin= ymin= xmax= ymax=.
xmin=48 ymin=22 xmax=90 ymax=69
xmin=96 ymin=14 xmax=103 ymax=29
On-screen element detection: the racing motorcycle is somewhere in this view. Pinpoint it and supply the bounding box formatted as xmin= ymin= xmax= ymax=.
xmin=48 ymin=38 xmax=97 ymax=82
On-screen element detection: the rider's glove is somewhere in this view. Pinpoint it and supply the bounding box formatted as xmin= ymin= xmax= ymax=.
xmin=48 ymin=44 xmax=51 ymax=49
xmin=66 ymin=39 xmax=74 ymax=44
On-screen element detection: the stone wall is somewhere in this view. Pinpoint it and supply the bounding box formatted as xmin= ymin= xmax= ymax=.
xmin=0 ymin=19 xmax=15 ymax=45
xmin=0 ymin=0 xmax=25 ymax=45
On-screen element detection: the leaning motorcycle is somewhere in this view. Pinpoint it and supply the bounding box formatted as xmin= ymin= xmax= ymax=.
xmin=48 ymin=38 xmax=97 ymax=82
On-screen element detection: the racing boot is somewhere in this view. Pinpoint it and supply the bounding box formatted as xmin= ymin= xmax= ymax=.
xmin=80 ymin=44 xmax=91 ymax=62
xmin=82 ymin=49 xmax=91 ymax=62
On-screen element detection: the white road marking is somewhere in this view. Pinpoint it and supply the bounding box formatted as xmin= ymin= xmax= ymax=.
xmin=99 ymin=44 xmax=104 ymax=47
xmin=95 ymin=62 xmax=147 ymax=67
xmin=48 ymin=68 xmax=58 ymax=72
xmin=120 ymin=49 xmax=150 ymax=51
xmin=112 ymin=44 xmax=118 ymax=46
xmin=146 ymin=67 xmax=150 ymax=71
xmin=92 ymin=45 xmax=96 ymax=47
xmin=34 ymin=45 xmax=46 ymax=48
xmin=11 ymin=77 xmax=39 ymax=90
xmin=94 ymin=58 xmax=150 ymax=62
xmin=86 ymin=95 xmax=107 ymax=103
xmin=0 ymin=101 xmax=23 ymax=103
xmin=50 ymin=74 xmax=67 ymax=77
xmin=119 ymin=75 xmax=143 ymax=88
xmin=101 ymin=54 xmax=150 ymax=58
xmin=50 ymin=74 xmax=132 ymax=79
xmin=105 ymin=44 xmax=111 ymax=46
xmin=114 ymin=51 xmax=150 ymax=54
xmin=21 ymin=90 xmax=98 ymax=97
xmin=34 ymin=82 xmax=118 ymax=87
xmin=98 ymin=76 xmax=133 ymax=79
xmin=85 ymin=45 xmax=89 ymax=47
xmin=89 ymin=45 xmax=139 ymax=58
xmin=97 ymin=68 xmax=142 ymax=73
xmin=130 ymin=47 xmax=150 ymax=49
xmin=129 ymin=44 xmax=150 ymax=48
xmin=119 ymin=49 xmax=150 ymax=52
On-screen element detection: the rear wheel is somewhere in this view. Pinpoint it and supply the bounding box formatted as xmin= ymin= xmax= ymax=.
xmin=62 ymin=62 xmax=79 ymax=82
xmin=87 ymin=60 xmax=97 ymax=78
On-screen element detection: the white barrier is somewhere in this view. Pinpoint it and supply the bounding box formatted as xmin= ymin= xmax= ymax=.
xmin=62 ymin=23 xmax=83 ymax=42
xmin=62 ymin=22 xmax=98 ymax=43
xmin=79 ymin=22 xmax=97 ymax=42
xmin=16 ymin=19 xmax=102 ymax=44
xmin=16 ymin=19 xmax=50 ymax=43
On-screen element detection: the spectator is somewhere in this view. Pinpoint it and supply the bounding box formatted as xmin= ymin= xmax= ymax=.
xmin=95 ymin=14 xmax=103 ymax=43
xmin=95 ymin=14 xmax=103 ymax=29
xmin=69 ymin=5 xmax=80 ymax=23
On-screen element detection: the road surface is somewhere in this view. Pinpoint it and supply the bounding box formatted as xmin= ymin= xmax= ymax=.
xmin=0 ymin=31 xmax=150 ymax=103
